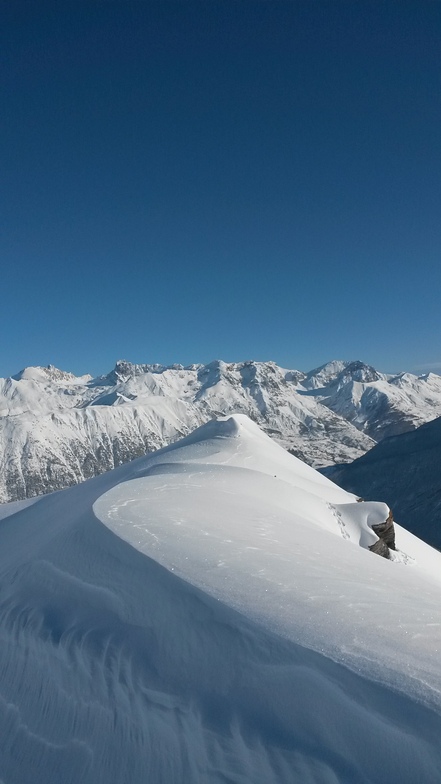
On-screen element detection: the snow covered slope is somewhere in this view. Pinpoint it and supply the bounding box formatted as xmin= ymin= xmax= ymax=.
xmin=323 ymin=415 xmax=441 ymax=552
xmin=2 ymin=357 xmax=441 ymax=503
xmin=1 ymin=416 xmax=441 ymax=783
xmin=0 ymin=359 xmax=375 ymax=502
xmin=301 ymin=360 xmax=441 ymax=440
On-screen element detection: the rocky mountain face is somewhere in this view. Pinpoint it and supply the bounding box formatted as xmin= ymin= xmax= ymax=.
xmin=323 ymin=416 xmax=441 ymax=551
xmin=1 ymin=358 xmax=441 ymax=503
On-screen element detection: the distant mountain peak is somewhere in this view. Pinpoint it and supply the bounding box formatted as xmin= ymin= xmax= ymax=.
xmin=336 ymin=361 xmax=383 ymax=384
xmin=12 ymin=364 xmax=79 ymax=383
xmin=303 ymin=360 xmax=349 ymax=389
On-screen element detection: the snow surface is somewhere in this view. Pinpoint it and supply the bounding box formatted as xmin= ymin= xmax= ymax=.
xmin=323 ymin=414 xmax=441 ymax=551
xmin=1 ymin=415 xmax=441 ymax=783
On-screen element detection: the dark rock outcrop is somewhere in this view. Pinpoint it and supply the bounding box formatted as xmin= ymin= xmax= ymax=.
xmin=369 ymin=509 xmax=396 ymax=559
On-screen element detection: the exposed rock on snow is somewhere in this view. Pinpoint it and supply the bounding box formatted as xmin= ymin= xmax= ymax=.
xmin=369 ymin=509 xmax=396 ymax=558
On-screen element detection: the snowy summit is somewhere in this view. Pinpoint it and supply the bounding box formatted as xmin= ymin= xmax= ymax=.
xmin=1 ymin=415 xmax=441 ymax=783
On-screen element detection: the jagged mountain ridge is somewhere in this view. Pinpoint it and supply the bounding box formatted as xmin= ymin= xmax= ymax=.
xmin=1 ymin=357 xmax=441 ymax=503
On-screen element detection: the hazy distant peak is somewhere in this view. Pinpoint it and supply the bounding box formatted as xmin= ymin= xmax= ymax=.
xmin=303 ymin=360 xmax=349 ymax=389
xmin=105 ymin=359 xmax=171 ymax=384
xmin=11 ymin=364 xmax=80 ymax=383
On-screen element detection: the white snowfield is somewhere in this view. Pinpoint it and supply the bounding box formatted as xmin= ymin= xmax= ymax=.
xmin=1 ymin=415 xmax=441 ymax=783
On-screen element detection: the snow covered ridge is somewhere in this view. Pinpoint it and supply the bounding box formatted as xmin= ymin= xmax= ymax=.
xmin=2 ymin=357 xmax=441 ymax=503
xmin=1 ymin=415 xmax=441 ymax=783
xmin=300 ymin=359 xmax=441 ymax=439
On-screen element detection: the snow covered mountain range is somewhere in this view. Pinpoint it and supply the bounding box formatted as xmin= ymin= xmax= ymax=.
xmin=1 ymin=415 xmax=441 ymax=783
xmin=2 ymin=357 xmax=441 ymax=503
xmin=324 ymin=414 xmax=441 ymax=552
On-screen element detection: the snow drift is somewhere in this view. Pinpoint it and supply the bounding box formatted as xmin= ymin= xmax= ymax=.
xmin=323 ymin=414 xmax=441 ymax=552
xmin=1 ymin=415 xmax=441 ymax=783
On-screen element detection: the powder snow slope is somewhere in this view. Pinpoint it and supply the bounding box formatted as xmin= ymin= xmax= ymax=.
xmin=1 ymin=415 xmax=441 ymax=784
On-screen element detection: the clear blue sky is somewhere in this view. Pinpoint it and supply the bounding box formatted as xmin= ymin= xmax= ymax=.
xmin=2 ymin=1 xmax=440 ymax=378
